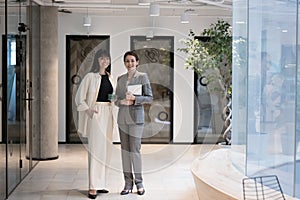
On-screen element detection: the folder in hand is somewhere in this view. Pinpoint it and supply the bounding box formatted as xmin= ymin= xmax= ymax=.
xmin=128 ymin=84 xmax=142 ymax=95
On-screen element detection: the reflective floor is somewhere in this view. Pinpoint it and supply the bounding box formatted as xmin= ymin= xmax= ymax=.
xmin=7 ymin=143 xmax=218 ymax=200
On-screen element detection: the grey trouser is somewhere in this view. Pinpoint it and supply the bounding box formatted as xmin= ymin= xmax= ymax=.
xmin=118 ymin=124 xmax=144 ymax=189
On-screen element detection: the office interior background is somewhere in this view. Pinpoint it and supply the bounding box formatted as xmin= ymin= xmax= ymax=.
xmin=1 ymin=0 xmax=300 ymax=199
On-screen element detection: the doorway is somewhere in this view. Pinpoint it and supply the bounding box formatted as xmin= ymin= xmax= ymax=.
xmin=2 ymin=33 xmax=29 ymax=197
xmin=66 ymin=35 xmax=110 ymax=143
xmin=131 ymin=36 xmax=174 ymax=143
xmin=1 ymin=1 xmax=40 ymax=199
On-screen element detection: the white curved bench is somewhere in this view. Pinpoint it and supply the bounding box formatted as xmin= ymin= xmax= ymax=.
xmin=191 ymin=148 xmax=297 ymax=200
xmin=191 ymin=148 xmax=244 ymax=200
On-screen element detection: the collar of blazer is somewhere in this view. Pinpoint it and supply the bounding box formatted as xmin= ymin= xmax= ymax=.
xmin=127 ymin=70 xmax=143 ymax=79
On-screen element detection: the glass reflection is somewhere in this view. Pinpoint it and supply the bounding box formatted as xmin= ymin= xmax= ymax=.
xmin=1 ymin=1 xmax=6 ymax=199
xmin=6 ymin=0 xmax=29 ymax=196
xmin=232 ymin=0 xmax=299 ymax=198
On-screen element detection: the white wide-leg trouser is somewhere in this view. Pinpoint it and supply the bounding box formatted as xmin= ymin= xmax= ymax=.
xmin=88 ymin=102 xmax=113 ymax=190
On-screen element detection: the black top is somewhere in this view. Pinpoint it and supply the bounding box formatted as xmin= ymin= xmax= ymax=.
xmin=97 ymin=74 xmax=113 ymax=102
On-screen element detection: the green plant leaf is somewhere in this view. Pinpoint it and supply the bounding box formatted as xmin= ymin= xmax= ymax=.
xmin=177 ymin=18 xmax=239 ymax=95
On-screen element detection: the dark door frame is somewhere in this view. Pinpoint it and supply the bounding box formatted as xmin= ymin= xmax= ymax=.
xmin=65 ymin=35 xmax=110 ymax=143
xmin=130 ymin=36 xmax=174 ymax=144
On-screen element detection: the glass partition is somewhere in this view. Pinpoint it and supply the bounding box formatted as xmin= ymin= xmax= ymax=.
xmin=6 ymin=0 xmax=28 ymax=194
xmin=27 ymin=1 xmax=39 ymax=169
xmin=2 ymin=0 xmax=39 ymax=198
xmin=0 ymin=1 xmax=6 ymax=199
xmin=233 ymin=0 xmax=300 ymax=198
xmin=231 ymin=0 xmax=247 ymax=174
xmin=296 ymin=4 xmax=300 ymax=197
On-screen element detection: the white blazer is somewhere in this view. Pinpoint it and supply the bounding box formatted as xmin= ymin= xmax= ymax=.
xmin=75 ymin=72 xmax=115 ymax=137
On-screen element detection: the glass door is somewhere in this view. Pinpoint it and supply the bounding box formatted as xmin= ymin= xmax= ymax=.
xmin=6 ymin=34 xmax=21 ymax=194
xmin=6 ymin=0 xmax=29 ymax=195
xmin=0 ymin=1 xmax=6 ymax=199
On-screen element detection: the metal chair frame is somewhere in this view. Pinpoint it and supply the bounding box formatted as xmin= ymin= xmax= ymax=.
xmin=242 ymin=175 xmax=286 ymax=200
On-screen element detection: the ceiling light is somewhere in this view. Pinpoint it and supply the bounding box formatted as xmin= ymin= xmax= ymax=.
xmin=149 ymin=3 xmax=160 ymax=16
xmin=83 ymin=8 xmax=91 ymax=27
xmin=181 ymin=12 xmax=189 ymax=24
xmin=83 ymin=16 xmax=91 ymax=27
xmin=138 ymin=0 xmax=150 ymax=5
xmin=146 ymin=30 xmax=154 ymax=40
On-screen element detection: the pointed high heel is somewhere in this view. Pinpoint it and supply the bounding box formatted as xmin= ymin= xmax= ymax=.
xmin=137 ymin=188 xmax=145 ymax=195
xmin=97 ymin=189 xmax=109 ymax=193
xmin=120 ymin=188 xmax=132 ymax=195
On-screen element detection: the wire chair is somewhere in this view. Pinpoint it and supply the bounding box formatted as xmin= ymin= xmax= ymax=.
xmin=242 ymin=175 xmax=286 ymax=200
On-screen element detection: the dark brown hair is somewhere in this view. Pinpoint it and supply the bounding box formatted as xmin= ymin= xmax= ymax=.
xmin=90 ymin=49 xmax=111 ymax=73
xmin=123 ymin=50 xmax=139 ymax=64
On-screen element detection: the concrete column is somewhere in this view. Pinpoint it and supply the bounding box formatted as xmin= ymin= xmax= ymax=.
xmin=30 ymin=6 xmax=58 ymax=160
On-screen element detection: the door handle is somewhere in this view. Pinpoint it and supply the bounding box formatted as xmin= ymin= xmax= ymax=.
xmin=9 ymin=140 xmax=14 ymax=156
xmin=22 ymin=96 xmax=34 ymax=110
xmin=23 ymin=98 xmax=34 ymax=101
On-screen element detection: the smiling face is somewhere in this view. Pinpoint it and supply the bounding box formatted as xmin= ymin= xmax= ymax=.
xmin=124 ymin=55 xmax=139 ymax=72
xmin=98 ymin=56 xmax=110 ymax=71
xmin=90 ymin=49 xmax=111 ymax=73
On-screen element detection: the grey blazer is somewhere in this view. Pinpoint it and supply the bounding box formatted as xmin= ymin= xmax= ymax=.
xmin=115 ymin=70 xmax=153 ymax=125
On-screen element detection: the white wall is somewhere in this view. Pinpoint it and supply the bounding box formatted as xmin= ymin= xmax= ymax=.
xmin=57 ymin=13 xmax=230 ymax=143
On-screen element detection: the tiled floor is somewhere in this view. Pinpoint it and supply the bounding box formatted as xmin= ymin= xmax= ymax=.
xmin=7 ymin=143 xmax=218 ymax=200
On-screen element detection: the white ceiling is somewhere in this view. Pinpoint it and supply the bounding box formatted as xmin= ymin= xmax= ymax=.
xmin=31 ymin=0 xmax=232 ymax=17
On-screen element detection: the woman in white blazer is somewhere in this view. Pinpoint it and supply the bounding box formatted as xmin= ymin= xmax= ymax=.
xmin=115 ymin=51 xmax=153 ymax=196
xmin=75 ymin=49 xmax=114 ymax=199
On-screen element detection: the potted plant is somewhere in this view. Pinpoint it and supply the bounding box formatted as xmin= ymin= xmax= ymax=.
xmin=178 ymin=19 xmax=234 ymax=144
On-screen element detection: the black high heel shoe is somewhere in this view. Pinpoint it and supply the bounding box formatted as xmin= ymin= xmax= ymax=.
xmin=137 ymin=188 xmax=145 ymax=195
xmin=120 ymin=188 xmax=133 ymax=195
xmin=88 ymin=192 xmax=97 ymax=199
xmin=97 ymin=189 xmax=109 ymax=193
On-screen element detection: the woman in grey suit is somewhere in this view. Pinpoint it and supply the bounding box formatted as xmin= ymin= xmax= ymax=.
xmin=115 ymin=51 xmax=153 ymax=196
